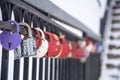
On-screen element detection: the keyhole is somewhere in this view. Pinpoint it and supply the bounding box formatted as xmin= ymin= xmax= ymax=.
xmin=8 ymin=42 xmax=12 ymax=48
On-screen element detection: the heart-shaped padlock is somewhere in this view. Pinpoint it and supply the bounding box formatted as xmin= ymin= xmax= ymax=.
xmin=59 ymin=33 xmax=70 ymax=58
xmin=34 ymin=28 xmax=48 ymax=58
xmin=0 ymin=20 xmax=21 ymax=50
xmin=19 ymin=22 xmax=37 ymax=57
xmin=32 ymin=28 xmax=42 ymax=49
xmin=52 ymin=34 xmax=62 ymax=57
xmin=44 ymin=31 xmax=56 ymax=57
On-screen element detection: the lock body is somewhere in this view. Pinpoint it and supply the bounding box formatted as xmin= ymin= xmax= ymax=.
xmin=0 ymin=20 xmax=21 ymax=50
xmin=22 ymin=38 xmax=37 ymax=57
xmin=52 ymin=34 xmax=61 ymax=57
xmin=44 ymin=31 xmax=56 ymax=57
xmin=60 ymin=38 xmax=70 ymax=58
xmin=35 ymin=39 xmax=48 ymax=58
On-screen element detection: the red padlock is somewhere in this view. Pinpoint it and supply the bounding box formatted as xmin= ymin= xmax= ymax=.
xmin=71 ymin=41 xmax=83 ymax=59
xmin=44 ymin=31 xmax=56 ymax=57
xmin=52 ymin=34 xmax=62 ymax=57
xmin=59 ymin=33 xmax=70 ymax=58
xmin=32 ymin=28 xmax=42 ymax=49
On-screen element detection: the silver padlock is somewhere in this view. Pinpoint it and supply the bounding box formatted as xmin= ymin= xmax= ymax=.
xmin=19 ymin=22 xmax=37 ymax=57
xmin=14 ymin=45 xmax=22 ymax=59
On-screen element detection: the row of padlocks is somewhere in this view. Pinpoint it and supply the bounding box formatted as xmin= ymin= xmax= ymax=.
xmin=0 ymin=20 xmax=102 ymax=80
xmin=0 ymin=20 xmax=101 ymax=60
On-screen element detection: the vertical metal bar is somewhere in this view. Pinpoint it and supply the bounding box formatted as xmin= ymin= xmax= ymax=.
xmin=8 ymin=50 xmax=14 ymax=80
xmin=23 ymin=57 xmax=29 ymax=80
xmin=50 ymin=58 xmax=53 ymax=80
xmin=0 ymin=44 xmax=2 ymax=80
xmin=78 ymin=60 xmax=81 ymax=80
xmin=1 ymin=49 xmax=9 ymax=80
xmin=32 ymin=58 xmax=37 ymax=80
xmin=58 ymin=59 xmax=62 ymax=80
xmin=36 ymin=58 xmax=39 ymax=80
xmin=72 ymin=59 xmax=75 ymax=80
xmin=52 ymin=59 xmax=55 ymax=80
xmin=54 ymin=59 xmax=57 ymax=80
xmin=65 ymin=58 xmax=69 ymax=80
xmin=56 ymin=59 xmax=59 ymax=80
xmin=66 ymin=58 xmax=69 ymax=80
xmin=14 ymin=60 xmax=20 ymax=80
xmin=42 ymin=58 xmax=46 ymax=80
xmin=62 ymin=59 xmax=66 ymax=80
xmin=19 ymin=58 xmax=24 ymax=80
xmin=39 ymin=58 xmax=43 ymax=80
xmin=84 ymin=62 xmax=86 ymax=80
xmin=69 ymin=58 xmax=72 ymax=80
xmin=47 ymin=58 xmax=51 ymax=80
xmin=28 ymin=57 xmax=33 ymax=80
xmin=45 ymin=58 xmax=48 ymax=80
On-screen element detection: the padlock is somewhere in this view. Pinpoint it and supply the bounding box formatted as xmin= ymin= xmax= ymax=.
xmin=0 ymin=20 xmax=21 ymax=50
xmin=59 ymin=33 xmax=70 ymax=58
xmin=78 ymin=40 xmax=87 ymax=62
xmin=85 ymin=38 xmax=93 ymax=52
xmin=34 ymin=28 xmax=48 ymax=58
xmin=19 ymin=22 xmax=37 ymax=57
xmin=71 ymin=41 xmax=83 ymax=59
xmin=52 ymin=34 xmax=62 ymax=58
xmin=44 ymin=31 xmax=56 ymax=57
xmin=84 ymin=39 xmax=93 ymax=57
xmin=71 ymin=41 xmax=82 ymax=59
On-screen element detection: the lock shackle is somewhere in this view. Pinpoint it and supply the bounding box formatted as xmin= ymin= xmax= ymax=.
xmin=32 ymin=28 xmax=41 ymax=39
xmin=19 ymin=22 xmax=33 ymax=38
xmin=44 ymin=31 xmax=54 ymax=42
xmin=35 ymin=28 xmax=45 ymax=40
xmin=52 ymin=34 xmax=59 ymax=40
xmin=7 ymin=20 xmax=19 ymax=33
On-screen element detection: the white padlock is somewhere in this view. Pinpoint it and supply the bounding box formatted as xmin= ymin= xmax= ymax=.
xmin=34 ymin=28 xmax=48 ymax=58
